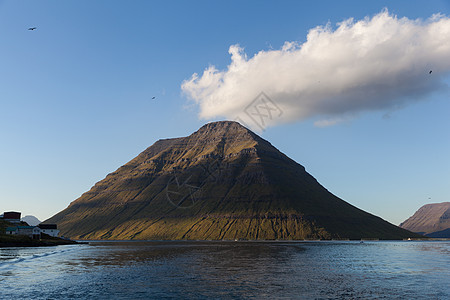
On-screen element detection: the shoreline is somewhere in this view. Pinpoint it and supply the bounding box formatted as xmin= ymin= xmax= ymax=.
xmin=0 ymin=234 xmax=83 ymax=248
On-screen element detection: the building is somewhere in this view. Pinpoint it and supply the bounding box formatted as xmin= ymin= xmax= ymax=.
xmin=38 ymin=224 xmax=60 ymax=237
xmin=5 ymin=227 xmax=18 ymax=235
xmin=2 ymin=211 xmax=21 ymax=223
xmin=5 ymin=226 xmax=41 ymax=239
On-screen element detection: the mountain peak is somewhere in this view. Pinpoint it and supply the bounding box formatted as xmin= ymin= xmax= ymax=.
xmin=197 ymin=120 xmax=245 ymax=131
xmin=46 ymin=122 xmax=418 ymax=240
xmin=191 ymin=120 xmax=258 ymax=142
xmin=21 ymin=215 xmax=41 ymax=226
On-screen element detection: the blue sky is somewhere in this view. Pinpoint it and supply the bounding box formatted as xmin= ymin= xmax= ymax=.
xmin=0 ymin=0 xmax=449 ymax=225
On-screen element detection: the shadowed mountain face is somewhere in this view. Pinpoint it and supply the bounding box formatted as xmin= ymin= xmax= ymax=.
xmin=46 ymin=121 xmax=417 ymax=240
xmin=400 ymin=202 xmax=450 ymax=237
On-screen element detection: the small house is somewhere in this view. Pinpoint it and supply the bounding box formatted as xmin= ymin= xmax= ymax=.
xmin=5 ymin=226 xmax=18 ymax=235
xmin=38 ymin=224 xmax=60 ymax=237
xmin=5 ymin=226 xmax=41 ymax=239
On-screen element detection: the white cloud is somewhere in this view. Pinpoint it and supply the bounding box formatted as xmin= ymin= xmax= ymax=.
xmin=182 ymin=10 xmax=450 ymax=130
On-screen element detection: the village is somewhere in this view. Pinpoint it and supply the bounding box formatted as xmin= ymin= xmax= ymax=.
xmin=1 ymin=211 xmax=60 ymax=240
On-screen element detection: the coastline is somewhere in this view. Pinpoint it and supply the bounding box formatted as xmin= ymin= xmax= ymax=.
xmin=0 ymin=234 xmax=82 ymax=248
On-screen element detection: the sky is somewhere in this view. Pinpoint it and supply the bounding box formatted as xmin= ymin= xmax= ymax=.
xmin=0 ymin=0 xmax=449 ymax=225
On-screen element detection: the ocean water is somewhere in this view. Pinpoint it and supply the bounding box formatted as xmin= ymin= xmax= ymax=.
xmin=0 ymin=241 xmax=449 ymax=299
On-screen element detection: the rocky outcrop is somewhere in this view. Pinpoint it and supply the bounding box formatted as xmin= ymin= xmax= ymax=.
xmin=46 ymin=121 xmax=418 ymax=240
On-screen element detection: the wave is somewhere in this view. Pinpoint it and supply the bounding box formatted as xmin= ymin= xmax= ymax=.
xmin=0 ymin=245 xmax=83 ymax=272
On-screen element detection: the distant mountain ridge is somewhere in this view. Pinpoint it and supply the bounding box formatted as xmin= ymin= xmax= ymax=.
xmin=400 ymin=202 xmax=450 ymax=237
xmin=21 ymin=215 xmax=41 ymax=226
xmin=46 ymin=121 xmax=418 ymax=240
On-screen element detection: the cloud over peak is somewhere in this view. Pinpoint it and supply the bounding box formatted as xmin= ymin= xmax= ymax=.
xmin=182 ymin=10 xmax=450 ymax=129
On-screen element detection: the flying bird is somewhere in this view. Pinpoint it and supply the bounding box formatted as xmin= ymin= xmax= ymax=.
xmin=152 ymin=96 xmax=156 ymax=99
xmin=429 ymin=70 xmax=432 ymax=74
xmin=28 ymin=27 xmax=37 ymax=31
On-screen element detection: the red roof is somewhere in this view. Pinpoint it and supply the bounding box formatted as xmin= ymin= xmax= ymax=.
xmin=3 ymin=211 xmax=21 ymax=219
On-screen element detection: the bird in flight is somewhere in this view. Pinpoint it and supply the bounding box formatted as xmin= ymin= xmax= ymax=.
xmin=28 ymin=27 xmax=37 ymax=31
xmin=152 ymin=96 xmax=156 ymax=100
xmin=429 ymin=70 xmax=432 ymax=74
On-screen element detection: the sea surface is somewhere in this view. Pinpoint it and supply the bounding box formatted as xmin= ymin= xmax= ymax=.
xmin=0 ymin=240 xmax=449 ymax=299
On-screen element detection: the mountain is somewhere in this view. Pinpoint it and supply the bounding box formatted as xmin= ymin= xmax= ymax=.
xmin=400 ymin=202 xmax=450 ymax=237
xmin=21 ymin=215 xmax=41 ymax=226
xmin=45 ymin=121 xmax=418 ymax=240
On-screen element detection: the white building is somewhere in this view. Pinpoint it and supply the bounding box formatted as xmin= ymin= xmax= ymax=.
xmin=38 ymin=224 xmax=60 ymax=237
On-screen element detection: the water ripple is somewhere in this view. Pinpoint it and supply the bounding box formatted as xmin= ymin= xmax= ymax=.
xmin=0 ymin=241 xmax=448 ymax=299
